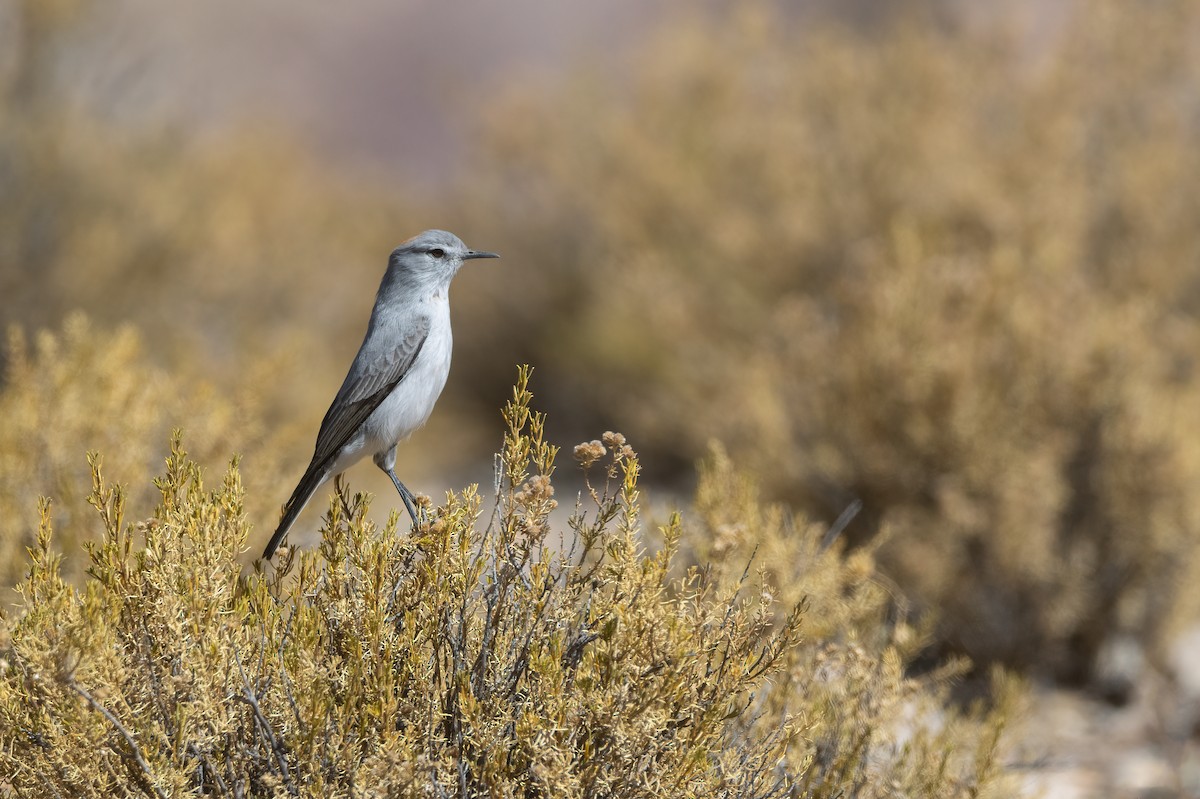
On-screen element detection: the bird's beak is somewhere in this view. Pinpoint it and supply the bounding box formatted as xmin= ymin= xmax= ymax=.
xmin=464 ymin=250 xmax=500 ymax=260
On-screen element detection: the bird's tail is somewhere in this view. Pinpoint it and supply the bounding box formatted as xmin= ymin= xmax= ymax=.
xmin=262 ymin=465 xmax=328 ymax=560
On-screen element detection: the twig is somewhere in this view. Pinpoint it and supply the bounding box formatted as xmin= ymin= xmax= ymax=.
xmin=232 ymin=645 xmax=297 ymax=796
xmin=68 ymin=680 xmax=168 ymax=799
xmin=188 ymin=742 xmax=229 ymax=794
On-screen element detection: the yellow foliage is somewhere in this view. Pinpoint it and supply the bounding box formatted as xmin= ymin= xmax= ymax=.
xmin=460 ymin=0 xmax=1200 ymax=680
xmin=0 ymin=369 xmax=1020 ymax=797
xmin=7 ymin=0 xmax=1195 ymax=692
xmin=0 ymin=316 xmax=290 ymax=593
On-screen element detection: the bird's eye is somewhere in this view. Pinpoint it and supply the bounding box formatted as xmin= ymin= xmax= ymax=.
xmin=429 ymin=248 xmax=446 ymax=259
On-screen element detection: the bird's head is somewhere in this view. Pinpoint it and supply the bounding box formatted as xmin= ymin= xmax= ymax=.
xmin=386 ymin=229 xmax=498 ymax=292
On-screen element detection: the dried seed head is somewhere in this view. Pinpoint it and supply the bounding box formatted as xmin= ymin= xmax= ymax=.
xmin=515 ymin=473 xmax=556 ymax=505
xmin=573 ymin=440 xmax=607 ymax=468
xmin=602 ymin=431 xmax=626 ymax=448
xmin=529 ymin=474 xmax=554 ymax=498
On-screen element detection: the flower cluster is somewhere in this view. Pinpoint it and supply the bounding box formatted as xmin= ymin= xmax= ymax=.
xmin=572 ymin=440 xmax=606 ymax=468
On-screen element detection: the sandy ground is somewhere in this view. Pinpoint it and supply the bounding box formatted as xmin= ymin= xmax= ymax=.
xmin=1012 ymin=670 xmax=1200 ymax=797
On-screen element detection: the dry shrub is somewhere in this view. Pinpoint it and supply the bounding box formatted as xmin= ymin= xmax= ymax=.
xmin=2 ymin=105 xmax=404 ymax=386
xmin=1 ymin=0 xmax=413 ymax=422
xmin=0 ymin=369 xmax=1019 ymax=798
xmin=458 ymin=0 xmax=1200 ymax=682
xmin=9 ymin=0 xmax=1184 ymax=695
xmin=1 ymin=0 xmax=498 ymax=492
xmin=0 ymin=315 xmax=289 ymax=594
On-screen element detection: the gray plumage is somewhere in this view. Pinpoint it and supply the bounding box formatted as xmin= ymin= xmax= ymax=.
xmin=263 ymin=229 xmax=498 ymax=559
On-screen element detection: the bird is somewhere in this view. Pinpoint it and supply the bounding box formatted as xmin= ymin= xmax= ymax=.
xmin=261 ymin=229 xmax=498 ymax=560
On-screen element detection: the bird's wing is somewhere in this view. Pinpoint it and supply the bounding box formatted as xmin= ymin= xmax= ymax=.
xmin=308 ymin=315 xmax=432 ymax=473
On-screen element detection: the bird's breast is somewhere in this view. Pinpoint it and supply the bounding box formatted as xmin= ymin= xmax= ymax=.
xmin=362 ymin=304 xmax=454 ymax=452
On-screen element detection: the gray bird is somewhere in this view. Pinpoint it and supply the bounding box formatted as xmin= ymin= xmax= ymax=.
xmin=262 ymin=229 xmax=498 ymax=559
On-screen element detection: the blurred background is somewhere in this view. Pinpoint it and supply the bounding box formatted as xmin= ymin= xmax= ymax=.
xmin=5 ymin=0 xmax=1200 ymax=792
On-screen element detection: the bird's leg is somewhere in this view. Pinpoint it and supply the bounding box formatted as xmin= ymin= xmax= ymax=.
xmin=374 ymin=446 xmax=424 ymax=526
xmin=386 ymin=468 xmax=423 ymax=526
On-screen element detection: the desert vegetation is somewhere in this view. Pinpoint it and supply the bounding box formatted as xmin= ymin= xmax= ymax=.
xmin=456 ymin=0 xmax=1200 ymax=688
xmin=3 ymin=0 xmax=1200 ymax=794
xmin=0 ymin=369 xmax=1018 ymax=797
